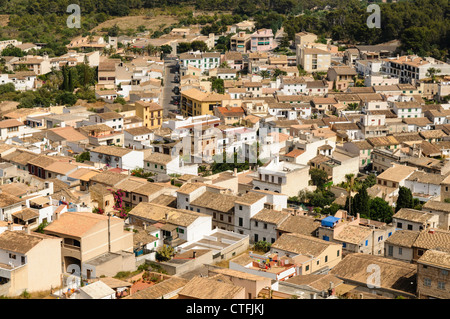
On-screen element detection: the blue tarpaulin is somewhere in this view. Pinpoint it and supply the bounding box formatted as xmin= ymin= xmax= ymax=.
xmin=321 ymin=216 xmax=340 ymax=227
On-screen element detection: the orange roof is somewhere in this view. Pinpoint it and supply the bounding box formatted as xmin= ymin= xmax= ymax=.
xmin=0 ymin=119 xmax=24 ymax=128
xmin=44 ymin=212 xmax=122 ymax=238
xmin=285 ymin=149 xmax=305 ymax=158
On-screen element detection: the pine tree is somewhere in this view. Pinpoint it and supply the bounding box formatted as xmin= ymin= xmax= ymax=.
xmin=68 ymin=68 xmax=75 ymax=92
xmin=396 ymin=186 xmax=414 ymax=212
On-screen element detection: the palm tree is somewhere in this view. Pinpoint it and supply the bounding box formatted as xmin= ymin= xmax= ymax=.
xmin=219 ymin=61 xmax=230 ymax=69
xmin=345 ymin=174 xmax=355 ymax=216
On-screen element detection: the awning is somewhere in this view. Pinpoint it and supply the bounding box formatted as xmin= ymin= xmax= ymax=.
xmin=160 ymin=223 xmax=177 ymax=231
xmin=11 ymin=208 xmax=39 ymax=221
xmin=30 ymin=196 xmax=50 ymax=206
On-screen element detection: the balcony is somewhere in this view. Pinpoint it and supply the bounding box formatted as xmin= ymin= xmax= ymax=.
xmin=62 ymin=243 xmax=82 ymax=260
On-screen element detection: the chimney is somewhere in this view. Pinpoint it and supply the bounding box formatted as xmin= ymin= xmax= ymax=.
xmin=143 ymin=223 xmax=147 ymax=230
xmin=233 ymin=168 xmax=237 ymax=176
xmin=25 ymin=225 xmax=30 ymax=235
xmin=310 ymin=293 xmax=317 ymax=299
xmin=7 ymin=221 xmax=13 ymax=231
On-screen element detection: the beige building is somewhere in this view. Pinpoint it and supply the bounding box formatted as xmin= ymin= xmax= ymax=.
xmin=295 ymin=32 xmax=318 ymax=47
xmin=253 ymin=157 xmax=311 ymax=197
xmin=297 ymin=47 xmax=331 ymax=73
xmin=270 ymin=233 xmax=342 ymax=275
xmin=417 ymin=249 xmax=450 ymax=299
xmin=385 ymin=230 xmax=420 ymax=263
xmin=207 ymin=266 xmax=271 ymax=299
xmin=0 ymin=230 xmax=62 ymax=297
xmin=43 ymin=212 xmax=134 ymax=278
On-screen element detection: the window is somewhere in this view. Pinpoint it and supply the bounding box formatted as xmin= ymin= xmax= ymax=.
xmin=398 ymin=247 xmax=403 ymax=255
xmin=239 ymin=218 xmax=243 ymax=227
xmin=213 ymin=212 xmax=216 ymax=219
xmin=254 ymin=234 xmax=259 ymax=242
xmin=388 ymin=245 xmax=393 ymax=256
xmin=178 ymin=228 xmax=185 ymax=234
xmin=255 ymin=221 xmax=259 ymax=227
xmin=342 ymin=242 xmax=347 ymax=248
xmin=407 ymin=224 xmax=413 ymax=230
xmin=220 ymin=214 xmax=223 ymax=221
xmin=442 ymin=270 xmax=449 ymax=276
xmin=325 ymin=256 xmax=328 ymax=263
xmin=438 ymin=282 xmax=445 ymax=290
xmin=424 ymin=278 xmax=431 ymax=286
xmin=305 ymin=265 xmax=309 ymax=272
xmin=337 ymin=250 xmax=340 ymax=257
xmin=239 ymin=205 xmax=242 ymax=210
xmin=9 ymin=253 xmax=16 ymax=259
xmin=418 ymin=249 xmax=424 ymax=256
xmin=264 ymin=223 xmax=267 ymax=229
xmin=322 ymin=235 xmax=329 ymax=241
xmin=397 ymin=222 xmax=403 ymax=229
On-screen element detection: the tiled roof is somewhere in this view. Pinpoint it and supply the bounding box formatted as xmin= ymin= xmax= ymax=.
xmin=333 ymin=224 xmax=372 ymax=245
xmin=330 ymin=253 xmax=417 ymax=294
xmin=251 ymin=208 xmax=290 ymax=225
xmin=393 ymin=208 xmax=436 ymax=224
xmin=271 ymin=232 xmax=339 ymax=257
xmin=413 ymin=229 xmax=450 ymax=252
xmin=376 ymin=165 xmax=417 ymax=183
xmin=44 ymin=212 xmax=120 ymax=238
xmin=417 ymin=249 xmax=450 ymax=269
xmin=123 ymin=276 xmax=188 ymax=299
xmin=277 ymin=215 xmax=321 ymax=236
xmin=190 ymin=191 xmax=237 ymax=213
xmin=385 ymin=230 xmax=420 ymax=248
xmin=91 ymin=145 xmax=133 ymax=157
xmin=234 ymin=192 xmax=266 ymax=206
xmin=178 ymin=275 xmax=243 ymax=299
xmin=0 ymin=230 xmax=47 ymax=254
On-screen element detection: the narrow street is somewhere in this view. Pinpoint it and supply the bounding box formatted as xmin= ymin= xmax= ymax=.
xmin=161 ymin=57 xmax=179 ymax=117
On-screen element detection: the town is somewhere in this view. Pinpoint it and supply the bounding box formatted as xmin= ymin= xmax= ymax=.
xmin=0 ymin=0 xmax=449 ymax=301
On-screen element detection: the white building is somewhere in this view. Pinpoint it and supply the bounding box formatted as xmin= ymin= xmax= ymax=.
xmin=90 ymin=145 xmax=144 ymax=170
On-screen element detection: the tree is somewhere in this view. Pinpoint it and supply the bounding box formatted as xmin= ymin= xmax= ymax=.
xmin=1 ymin=45 xmax=25 ymax=57
xmin=273 ymin=68 xmax=287 ymax=79
xmin=190 ymin=40 xmax=208 ymax=52
xmin=426 ymin=67 xmax=441 ymax=83
xmin=156 ymin=245 xmax=174 ymax=262
xmin=369 ymin=197 xmax=394 ymax=223
xmin=362 ymin=173 xmax=377 ymax=189
xmin=396 ymin=186 xmax=414 ymax=212
xmin=309 ymin=168 xmax=328 ymax=190
xmin=259 ymin=70 xmax=270 ymax=79
xmin=219 ymin=61 xmax=230 ymax=68
xmin=254 ymin=241 xmax=271 ymax=253
xmin=177 ymin=42 xmax=191 ymax=54
xmin=353 ymin=186 xmax=370 ymax=218
xmin=76 ymin=151 xmax=90 ymax=163
xmin=345 ymin=174 xmax=356 ymax=216
xmin=114 ymin=97 xmax=126 ymax=105
xmin=211 ymin=77 xmax=224 ymax=94
xmin=159 ymin=45 xmax=172 ymax=57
